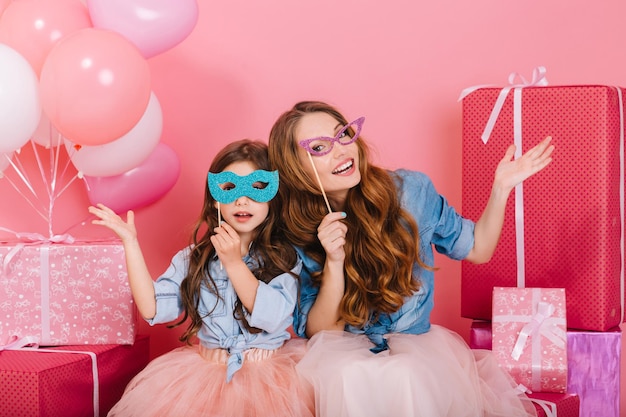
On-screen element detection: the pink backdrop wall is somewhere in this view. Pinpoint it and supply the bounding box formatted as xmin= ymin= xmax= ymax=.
xmin=2 ymin=0 xmax=625 ymax=413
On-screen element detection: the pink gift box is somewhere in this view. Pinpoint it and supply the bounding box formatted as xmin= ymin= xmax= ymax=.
xmin=492 ymin=287 xmax=568 ymax=393
xmin=471 ymin=321 xmax=621 ymax=417
xmin=0 ymin=334 xmax=150 ymax=417
xmin=461 ymin=84 xmax=626 ymax=331
xmin=0 ymin=241 xmax=136 ymax=345
xmin=529 ymin=392 xmax=580 ymax=417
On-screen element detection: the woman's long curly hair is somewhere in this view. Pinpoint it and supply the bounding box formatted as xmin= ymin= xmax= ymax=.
xmin=268 ymin=101 xmax=430 ymax=328
xmin=171 ymin=139 xmax=299 ymax=344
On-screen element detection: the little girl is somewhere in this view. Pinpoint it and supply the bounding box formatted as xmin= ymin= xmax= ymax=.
xmin=89 ymin=139 xmax=314 ymax=417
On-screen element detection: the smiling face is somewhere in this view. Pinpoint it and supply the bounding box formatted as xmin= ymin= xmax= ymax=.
xmin=215 ymin=160 xmax=270 ymax=241
xmin=295 ymin=112 xmax=362 ymax=209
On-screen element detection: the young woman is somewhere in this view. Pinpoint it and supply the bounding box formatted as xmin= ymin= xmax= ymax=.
xmin=90 ymin=139 xmax=314 ymax=417
xmin=268 ymin=101 xmax=554 ymax=417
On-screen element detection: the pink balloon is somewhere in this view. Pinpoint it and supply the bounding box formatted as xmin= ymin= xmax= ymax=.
xmin=39 ymin=27 xmax=151 ymax=147
xmin=0 ymin=0 xmax=92 ymax=75
xmin=66 ymin=91 xmax=162 ymax=177
xmin=87 ymin=0 xmax=198 ymax=58
xmin=84 ymin=143 xmax=180 ymax=213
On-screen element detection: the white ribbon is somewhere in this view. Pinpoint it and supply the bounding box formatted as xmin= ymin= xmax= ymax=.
xmin=510 ymin=301 xmax=557 ymax=361
xmin=617 ymin=87 xmax=625 ymax=324
xmin=0 ymin=226 xmax=75 ymax=276
xmin=458 ymin=66 xmax=548 ymax=143
xmin=0 ymin=336 xmax=100 ymax=417
xmin=0 ymin=335 xmax=39 ymax=351
xmin=459 ymin=67 xmax=548 ymax=288
xmin=529 ymin=398 xmax=557 ymax=417
xmin=0 ymin=226 xmax=76 ymax=244
xmin=40 ymin=245 xmax=51 ymax=344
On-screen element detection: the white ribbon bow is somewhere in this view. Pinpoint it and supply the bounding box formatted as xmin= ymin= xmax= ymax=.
xmin=458 ymin=66 xmax=548 ymax=143
xmin=510 ymin=301 xmax=564 ymax=361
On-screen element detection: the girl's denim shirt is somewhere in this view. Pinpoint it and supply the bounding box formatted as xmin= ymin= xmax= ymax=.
xmin=148 ymin=246 xmax=302 ymax=381
xmin=294 ymin=169 xmax=475 ymax=351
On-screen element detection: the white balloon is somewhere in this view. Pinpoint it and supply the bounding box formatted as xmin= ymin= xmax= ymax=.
xmin=66 ymin=91 xmax=163 ymax=177
xmin=0 ymin=43 xmax=41 ymax=153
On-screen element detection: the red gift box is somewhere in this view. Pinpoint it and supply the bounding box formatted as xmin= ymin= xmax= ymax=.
xmin=0 ymin=334 xmax=150 ymax=417
xmin=0 ymin=241 xmax=136 ymax=345
xmin=461 ymin=82 xmax=626 ymax=331
xmin=470 ymin=321 xmax=620 ymax=417
xmin=529 ymin=392 xmax=580 ymax=417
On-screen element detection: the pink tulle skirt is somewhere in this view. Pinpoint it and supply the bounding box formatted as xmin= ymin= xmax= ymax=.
xmin=107 ymin=338 xmax=314 ymax=417
xmin=296 ymin=325 xmax=537 ymax=417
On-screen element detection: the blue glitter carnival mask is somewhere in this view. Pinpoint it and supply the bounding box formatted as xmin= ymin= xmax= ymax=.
xmin=207 ymin=170 xmax=279 ymax=204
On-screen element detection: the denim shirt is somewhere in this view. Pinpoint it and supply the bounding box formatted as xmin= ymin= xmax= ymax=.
xmin=293 ymin=169 xmax=475 ymax=351
xmin=148 ymin=246 xmax=302 ymax=381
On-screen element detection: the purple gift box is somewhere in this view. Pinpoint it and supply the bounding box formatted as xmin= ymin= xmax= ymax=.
xmin=469 ymin=321 xmax=620 ymax=417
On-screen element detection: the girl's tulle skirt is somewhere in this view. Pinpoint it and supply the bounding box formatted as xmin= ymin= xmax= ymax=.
xmin=108 ymin=338 xmax=314 ymax=417
xmin=296 ymin=325 xmax=537 ymax=417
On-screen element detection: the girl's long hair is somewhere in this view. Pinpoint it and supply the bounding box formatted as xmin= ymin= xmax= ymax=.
xmin=171 ymin=139 xmax=298 ymax=344
xmin=268 ymin=101 xmax=430 ymax=328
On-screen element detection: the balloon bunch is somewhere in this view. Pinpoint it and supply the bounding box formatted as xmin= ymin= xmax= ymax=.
xmin=0 ymin=0 xmax=198 ymax=236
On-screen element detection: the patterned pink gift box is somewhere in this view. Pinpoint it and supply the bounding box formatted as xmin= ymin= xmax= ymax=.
xmin=0 ymin=241 xmax=135 ymax=345
xmin=492 ymin=287 xmax=567 ymax=393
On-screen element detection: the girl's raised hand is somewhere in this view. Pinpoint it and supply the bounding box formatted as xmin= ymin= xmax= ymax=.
xmin=494 ymin=136 xmax=554 ymax=192
xmin=210 ymin=222 xmax=242 ymax=266
xmin=88 ymin=203 xmax=137 ymax=243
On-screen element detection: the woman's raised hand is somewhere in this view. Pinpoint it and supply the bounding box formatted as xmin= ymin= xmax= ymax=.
xmin=493 ymin=136 xmax=554 ymax=192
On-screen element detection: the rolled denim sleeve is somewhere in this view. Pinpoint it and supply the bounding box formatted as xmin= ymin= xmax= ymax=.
xmin=397 ymin=169 xmax=475 ymax=261
xmin=248 ymin=259 xmax=301 ymax=333
xmin=432 ymin=197 xmax=475 ymax=260
xmin=146 ymin=248 xmax=189 ymax=325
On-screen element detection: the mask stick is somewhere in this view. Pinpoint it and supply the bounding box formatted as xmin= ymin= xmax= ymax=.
xmin=306 ymin=152 xmax=332 ymax=213
xmin=217 ymin=202 xmax=223 ymax=270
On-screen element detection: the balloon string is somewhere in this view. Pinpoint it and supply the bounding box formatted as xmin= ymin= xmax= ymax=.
xmin=82 ymin=175 xmax=91 ymax=192
xmin=51 ymin=136 xmax=61 ymax=193
xmin=31 ymin=138 xmax=58 ymax=236
xmin=49 ymin=138 xmax=78 ymax=201
xmin=52 ymin=133 xmax=75 ymax=194
xmin=60 ymin=213 xmax=97 ymax=235
xmin=1 ymin=173 xmax=49 ymax=223
xmin=49 ymin=141 xmax=63 ymax=237
xmin=54 ymin=173 xmax=79 ymax=200
xmin=6 ymin=152 xmax=37 ymax=196
xmin=57 ymin=141 xmax=75 ymax=189
xmin=31 ymin=140 xmax=51 ymax=199
xmin=3 ymin=134 xmax=82 ymax=237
